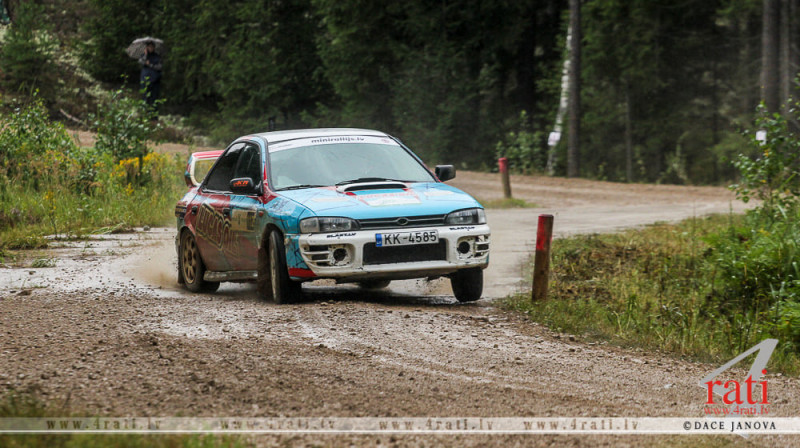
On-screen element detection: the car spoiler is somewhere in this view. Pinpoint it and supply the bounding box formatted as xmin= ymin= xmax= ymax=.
xmin=185 ymin=150 xmax=223 ymax=187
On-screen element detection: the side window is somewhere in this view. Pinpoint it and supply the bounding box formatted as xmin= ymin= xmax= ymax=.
xmin=204 ymin=143 xmax=244 ymax=191
xmin=233 ymin=143 xmax=262 ymax=183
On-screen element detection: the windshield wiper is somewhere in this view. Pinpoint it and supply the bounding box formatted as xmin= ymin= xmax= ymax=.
xmin=335 ymin=177 xmax=410 ymax=186
xmin=277 ymin=184 xmax=326 ymax=191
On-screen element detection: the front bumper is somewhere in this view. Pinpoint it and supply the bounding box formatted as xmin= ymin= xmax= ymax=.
xmin=291 ymin=224 xmax=490 ymax=281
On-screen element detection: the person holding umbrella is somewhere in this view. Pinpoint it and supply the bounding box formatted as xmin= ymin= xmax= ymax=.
xmin=127 ymin=37 xmax=164 ymax=112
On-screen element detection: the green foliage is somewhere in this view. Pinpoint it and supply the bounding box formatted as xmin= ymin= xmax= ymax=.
xmin=731 ymin=106 xmax=800 ymax=215
xmin=79 ymin=0 xmax=156 ymax=83
xmin=494 ymin=111 xmax=546 ymax=174
xmin=0 ymin=96 xmax=77 ymax=179
xmin=700 ymin=107 xmax=800 ymax=351
xmin=91 ymin=88 xmax=160 ymax=163
xmin=0 ymin=2 xmax=58 ymax=98
xmin=0 ymin=96 xmax=184 ymax=247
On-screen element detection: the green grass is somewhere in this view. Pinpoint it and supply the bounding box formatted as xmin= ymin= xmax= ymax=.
xmin=477 ymin=197 xmax=538 ymax=209
xmin=502 ymin=213 xmax=800 ymax=375
xmin=0 ymin=391 xmax=247 ymax=448
xmin=30 ymin=258 xmax=56 ymax=268
xmin=0 ymin=158 xmax=185 ymax=250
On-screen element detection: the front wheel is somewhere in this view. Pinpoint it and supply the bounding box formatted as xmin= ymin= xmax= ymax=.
xmin=179 ymin=231 xmax=220 ymax=293
xmin=268 ymin=231 xmax=302 ymax=304
xmin=450 ymin=268 xmax=483 ymax=302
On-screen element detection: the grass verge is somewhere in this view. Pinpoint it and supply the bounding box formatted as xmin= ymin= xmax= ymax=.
xmin=477 ymin=197 xmax=537 ymax=209
xmin=501 ymin=213 xmax=800 ymax=374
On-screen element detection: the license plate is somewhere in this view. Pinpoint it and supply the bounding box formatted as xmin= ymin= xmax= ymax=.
xmin=376 ymin=230 xmax=439 ymax=247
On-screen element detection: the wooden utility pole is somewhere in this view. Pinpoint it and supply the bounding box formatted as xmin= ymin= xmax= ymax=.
xmin=762 ymin=0 xmax=780 ymax=113
xmin=567 ymin=0 xmax=581 ymax=178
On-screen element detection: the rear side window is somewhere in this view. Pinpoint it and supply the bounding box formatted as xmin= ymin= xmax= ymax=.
xmin=234 ymin=143 xmax=262 ymax=183
xmin=204 ymin=143 xmax=243 ymax=191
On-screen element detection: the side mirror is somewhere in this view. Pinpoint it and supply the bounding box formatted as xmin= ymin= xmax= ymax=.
xmin=435 ymin=165 xmax=456 ymax=182
xmin=230 ymin=177 xmax=259 ymax=195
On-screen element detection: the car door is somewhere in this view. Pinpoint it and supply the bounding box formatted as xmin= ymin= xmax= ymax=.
xmin=226 ymin=141 xmax=263 ymax=271
xmin=191 ymin=142 xmax=244 ymax=272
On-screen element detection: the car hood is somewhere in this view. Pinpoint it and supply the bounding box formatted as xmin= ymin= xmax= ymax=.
xmin=276 ymin=182 xmax=481 ymax=219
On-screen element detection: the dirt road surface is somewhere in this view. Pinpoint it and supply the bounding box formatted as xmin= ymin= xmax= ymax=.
xmin=2 ymin=170 xmax=798 ymax=447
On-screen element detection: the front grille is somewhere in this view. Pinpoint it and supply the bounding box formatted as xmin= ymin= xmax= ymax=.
xmin=363 ymin=240 xmax=447 ymax=265
xmin=358 ymin=214 xmax=446 ymax=230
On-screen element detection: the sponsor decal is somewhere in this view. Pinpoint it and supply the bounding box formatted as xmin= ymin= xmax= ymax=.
xmin=195 ymin=203 xmax=242 ymax=257
xmin=326 ymin=232 xmax=356 ymax=239
xmin=232 ymin=179 xmax=250 ymax=188
xmin=230 ymin=209 xmax=256 ymax=232
xmin=449 ymin=226 xmax=476 ymax=231
xmin=269 ymin=136 xmax=400 ymax=152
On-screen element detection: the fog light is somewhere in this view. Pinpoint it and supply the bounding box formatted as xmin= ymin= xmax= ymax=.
xmin=457 ymin=241 xmax=472 ymax=254
xmin=333 ymin=248 xmax=348 ymax=262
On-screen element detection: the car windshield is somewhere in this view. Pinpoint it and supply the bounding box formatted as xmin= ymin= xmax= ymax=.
xmin=268 ymin=136 xmax=436 ymax=190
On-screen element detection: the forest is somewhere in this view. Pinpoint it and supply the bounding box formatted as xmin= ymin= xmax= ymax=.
xmin=0 ymin=0 xmax=796 ymax=183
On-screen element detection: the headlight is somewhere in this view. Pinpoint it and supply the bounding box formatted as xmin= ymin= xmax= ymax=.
xmin=299 ymin=217 xmax=359 ymax=233
xmin=445 ymin=208 xmax=486 ymax=225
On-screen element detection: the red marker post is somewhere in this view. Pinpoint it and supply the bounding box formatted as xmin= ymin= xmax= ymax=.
xmin=498 ymin=157 xmax=512 ymax=199
xmin=532 ymin=214 xmax=554 ymax=301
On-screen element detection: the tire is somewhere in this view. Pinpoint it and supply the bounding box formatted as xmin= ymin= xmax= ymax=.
xmin=180 ymin=230 xmax=220 ymax=293
xmin=268 ymin=231 xmax=302 ymax=304
xmin=358 ymin=279 xmax=391 ymax=290
xmin=256 ymin=246 xmax=272 ymax=301
xmin=450 ymin=268 xmax=483 ymax=302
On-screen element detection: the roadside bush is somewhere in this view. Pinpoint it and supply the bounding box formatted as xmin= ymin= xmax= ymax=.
xmin=91 ymin=88 xmax=161 ymax=172
xmin=0 ymin=94 xmax=182 ymax=247
xmin=494 ymin=111 xmax=547 ymax=174
xmin=706 ymin=107 xmax=800 ymax=351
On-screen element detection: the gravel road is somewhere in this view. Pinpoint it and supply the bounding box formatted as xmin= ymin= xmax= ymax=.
xmin=2 ymin=171 xmax=797 ymax=447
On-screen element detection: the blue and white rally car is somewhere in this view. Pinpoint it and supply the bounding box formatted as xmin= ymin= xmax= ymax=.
xmin=175 ymin=128 xmax=490 ymax=303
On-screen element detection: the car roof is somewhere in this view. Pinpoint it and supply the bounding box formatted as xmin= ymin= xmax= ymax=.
xmin=252 ymin=128 xmax=389 ymax=144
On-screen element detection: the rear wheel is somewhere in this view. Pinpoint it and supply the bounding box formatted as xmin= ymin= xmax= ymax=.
xmin=450 ymin=268 xmax=483 ymax=302
xmin=358 ymin=279 xmax=391 ymax=290
xmin=268 ymin=231 xmax=302 ymax=304
xmin=180 ymin=231 xmax=220 ymax=293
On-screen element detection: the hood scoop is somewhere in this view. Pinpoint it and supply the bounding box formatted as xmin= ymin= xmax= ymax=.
xmin=337 ymin=181 xmax=408 ymax=193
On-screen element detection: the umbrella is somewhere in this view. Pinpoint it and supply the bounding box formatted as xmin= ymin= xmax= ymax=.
xmin=126 ymin=37 xmax=165 ymax=59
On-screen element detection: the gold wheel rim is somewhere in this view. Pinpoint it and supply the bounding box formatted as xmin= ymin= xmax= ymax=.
xmin=182 ymin=234 xmax=198 ymax=283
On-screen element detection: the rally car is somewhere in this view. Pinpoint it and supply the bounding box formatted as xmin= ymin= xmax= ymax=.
xmin=175 ymin=128 xmax=490 ymax=303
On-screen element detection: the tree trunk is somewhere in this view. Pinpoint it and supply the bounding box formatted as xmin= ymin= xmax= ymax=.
xmin=780 ymin=0 xmax=791 ymax=113
xmin=762 ymin=0 xmax=780 ymax=113
xmin=546 ymin=22 xmax=571 ymax=175
xmin=567 ymin=0 xmax=581 ymax=178
xmin=625 ymin=85 xmax=633 ymax=183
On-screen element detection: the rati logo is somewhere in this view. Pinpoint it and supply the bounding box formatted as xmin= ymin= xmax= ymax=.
xmin=699 ymin=339 xmax=778 ymax=417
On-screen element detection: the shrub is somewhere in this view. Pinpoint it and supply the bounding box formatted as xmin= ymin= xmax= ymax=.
xmin=494 ymin=111 xmax=547 ymax=174
xmin=91 ymin=88 xmax=161 ymax=182
xmin=0 ymin=90 xmax=182 ymax=245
